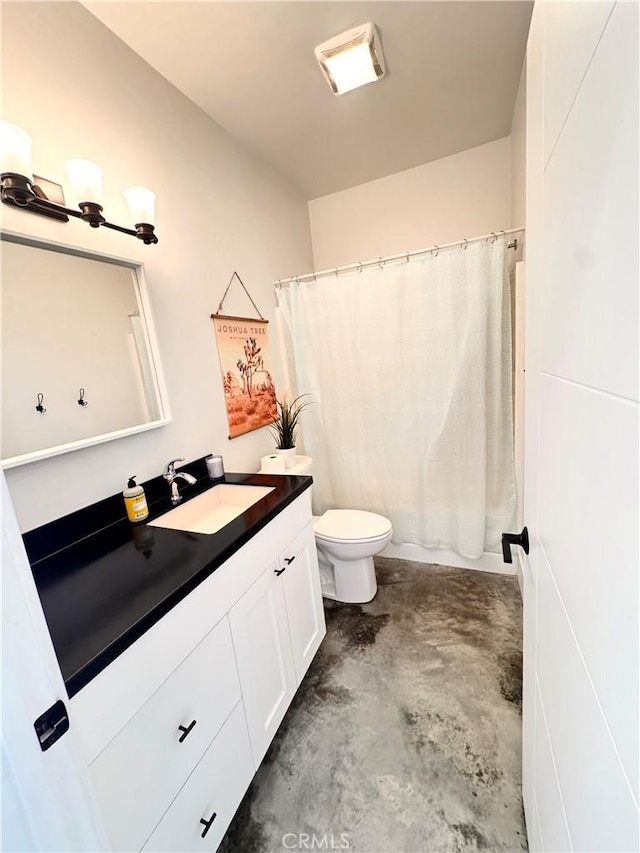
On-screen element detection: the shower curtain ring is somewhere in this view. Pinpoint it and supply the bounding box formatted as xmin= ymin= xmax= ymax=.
xmin=461 ymin=238 xmax=468 ymax=250
xmin=335 ymin=268 xmax=339 ymax=277
xmin=489 ymin=232 xmax=497 ymax=244
xmin=432 ymin=245 xmax=439 ymax=257
xmin=378 ymin=258 xmax=384 ymax=269
xmin=406 ymin=251 xmax=410 ymax=263
xmin=358 ymin=262 xmax=363 ymax=274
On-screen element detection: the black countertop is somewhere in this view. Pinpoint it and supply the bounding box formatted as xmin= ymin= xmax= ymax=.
xmin=28 ymin=466 xmax=312 ymax=698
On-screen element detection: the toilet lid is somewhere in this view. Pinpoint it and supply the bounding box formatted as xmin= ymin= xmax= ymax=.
xmin=314 ymin=509 xmax=392 ymax=541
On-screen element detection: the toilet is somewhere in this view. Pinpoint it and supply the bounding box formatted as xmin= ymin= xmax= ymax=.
xmin=260 ymin=455 xmax=392 ymax=604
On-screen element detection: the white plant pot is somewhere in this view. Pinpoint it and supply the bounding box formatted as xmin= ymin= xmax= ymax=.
xmin=275 ymin=447 xmax=297 ymax=468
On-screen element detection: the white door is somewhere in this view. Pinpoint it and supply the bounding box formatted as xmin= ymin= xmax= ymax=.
xmin=522 ymin=3 xmax=639 ymax=851
xmin=1 ymin=472 xmax=108 ymax=852
xmin=228 ymin=562 xmax=297 ymax=768
xmin=279 ymin=522 xmax=326 ymax=684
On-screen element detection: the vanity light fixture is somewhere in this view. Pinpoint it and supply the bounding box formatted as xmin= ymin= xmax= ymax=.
xmin=0 ymin=121 xmax=158 ymax=244
xmin=314 ymin=23 xmax=385 ymax=95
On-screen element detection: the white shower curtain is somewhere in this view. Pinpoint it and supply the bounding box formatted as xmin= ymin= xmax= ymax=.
xmin=277 ymin=239 xmax=516 ymax=559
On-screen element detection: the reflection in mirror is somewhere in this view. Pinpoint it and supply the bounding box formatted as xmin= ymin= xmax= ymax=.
xmin=1 ymin=233 xmax=170 ymax=467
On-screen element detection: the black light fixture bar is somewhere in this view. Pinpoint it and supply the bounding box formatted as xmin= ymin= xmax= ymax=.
xmin=0 ymin=172 xmax=158 ymax=244
xmin=0 ymin=121 xmax=158 ymax=245
xmin=1 ymin=173 xmax=69 ymax=222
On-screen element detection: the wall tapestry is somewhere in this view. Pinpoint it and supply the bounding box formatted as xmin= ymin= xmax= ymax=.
xmin=212 ymin=310 xmax=277 ymax=438
xmin=212 ymin=273 xmax=277 ymax=438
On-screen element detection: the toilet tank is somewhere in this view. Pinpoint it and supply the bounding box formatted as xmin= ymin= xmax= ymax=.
xmin=259 ymin=455 xmax=312 ymax=476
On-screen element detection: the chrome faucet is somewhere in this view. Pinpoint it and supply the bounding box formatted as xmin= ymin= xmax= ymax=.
xmin=163 ymin=457 xmax=197 ymax=505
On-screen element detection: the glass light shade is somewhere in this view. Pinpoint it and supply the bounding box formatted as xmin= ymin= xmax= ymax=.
xmin=0 ymin=120 xmax=33 ymax=177
xmin=64 ymin=159 xmax=104 ymax=205
xmin=324 ymin=43 xmax=379 ymax=94
xmin=123 ymin=186 xmax=156 ymax=225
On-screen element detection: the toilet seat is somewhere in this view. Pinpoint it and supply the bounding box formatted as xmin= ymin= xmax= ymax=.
xmin=314 ymin=509 xmax=392 ymax=544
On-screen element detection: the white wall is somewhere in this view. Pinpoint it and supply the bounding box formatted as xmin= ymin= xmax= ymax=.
xmin=307 ymin=137 xmax=512 ymax=270
xmin=522 ymin=2 xmax=639 ymax=850
xmin=1 ymin=1 xmax=313 ymax=531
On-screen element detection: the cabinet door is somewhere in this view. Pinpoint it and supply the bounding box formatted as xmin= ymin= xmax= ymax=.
xmin=279 ymin=523 xmax=327 ymax=685
xmin=229 ymin=563 xmax=297 ymax=768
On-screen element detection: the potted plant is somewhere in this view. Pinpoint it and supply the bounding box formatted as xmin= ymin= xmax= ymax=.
xmin=269 ymin=394 xmax=311 ymax=468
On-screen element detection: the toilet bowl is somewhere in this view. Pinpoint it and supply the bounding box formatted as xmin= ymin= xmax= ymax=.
xmin=259 ymin=455 xmax=392 ymax=604
xmin=314 ymin=509 xmax=392 ymax=603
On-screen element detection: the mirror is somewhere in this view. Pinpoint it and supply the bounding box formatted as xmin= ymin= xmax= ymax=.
xmin=1 ymin=232 xmax=171 ymax=467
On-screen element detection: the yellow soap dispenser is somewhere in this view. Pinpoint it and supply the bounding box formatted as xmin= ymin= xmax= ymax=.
xmin=123 ymin=476 xmax=149 ymax=523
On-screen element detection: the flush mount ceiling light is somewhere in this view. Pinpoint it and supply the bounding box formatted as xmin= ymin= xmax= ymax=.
xmin=315 ymin=23 xmax=386 ymax=96
xmin=0 ymin=120 xmax=158 ymax=244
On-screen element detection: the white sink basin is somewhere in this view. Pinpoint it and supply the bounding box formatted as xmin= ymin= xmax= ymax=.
xmin=148 ymin=483 xmax=275 ymax=535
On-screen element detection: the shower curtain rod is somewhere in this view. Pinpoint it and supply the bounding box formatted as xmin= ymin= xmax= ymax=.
xmin=275 ymin=227 xmax=525 ymax=287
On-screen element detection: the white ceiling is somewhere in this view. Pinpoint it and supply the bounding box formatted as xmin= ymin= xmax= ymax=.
xmin=83 ymin=1 xmax=533 ymax=200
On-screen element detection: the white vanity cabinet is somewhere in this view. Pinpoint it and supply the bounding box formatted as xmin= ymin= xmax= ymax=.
xmin=69 ymin=490 xmax=325 ymax=853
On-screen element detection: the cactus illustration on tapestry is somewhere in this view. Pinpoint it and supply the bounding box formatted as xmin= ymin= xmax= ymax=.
xmin=236 ymin=336 xmax=265 ymax=398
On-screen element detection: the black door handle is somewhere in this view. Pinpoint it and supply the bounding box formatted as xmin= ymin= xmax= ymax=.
xmin=502 ymin=527 xmax=529 ymax=564
xmin=177 ymin=719 xmax=197 ymax=742
xmin=200 ymin=812 xmax=217 ymax=838
xmin=274 ymin=567 xmax=286 ymax=576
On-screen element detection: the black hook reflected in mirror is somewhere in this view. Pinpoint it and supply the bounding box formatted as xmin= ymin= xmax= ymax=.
xmin=35 ymin=392 xmax=46 ymax=413
xmin=77 ymin=388 xmax=88 ymax=407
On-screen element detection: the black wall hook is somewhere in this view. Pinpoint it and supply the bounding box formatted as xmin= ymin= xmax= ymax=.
xmin=502 ymin=527 xmax=529 ymax=564
xmin=35 ymin=393 xmax=46 ymax=413
xmin=77 ymin=388 xmax=88 ymax=407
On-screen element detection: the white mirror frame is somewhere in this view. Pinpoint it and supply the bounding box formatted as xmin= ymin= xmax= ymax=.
xmin=1 ymin=229 xmax=172 ymax=468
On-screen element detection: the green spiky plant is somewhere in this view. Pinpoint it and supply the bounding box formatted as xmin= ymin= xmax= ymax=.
xmin=269 ymin=394 xmax=311 ymax=449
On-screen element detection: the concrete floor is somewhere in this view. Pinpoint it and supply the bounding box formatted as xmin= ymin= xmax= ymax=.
xmin=220 ymin=557 xmax=527 ymax=853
